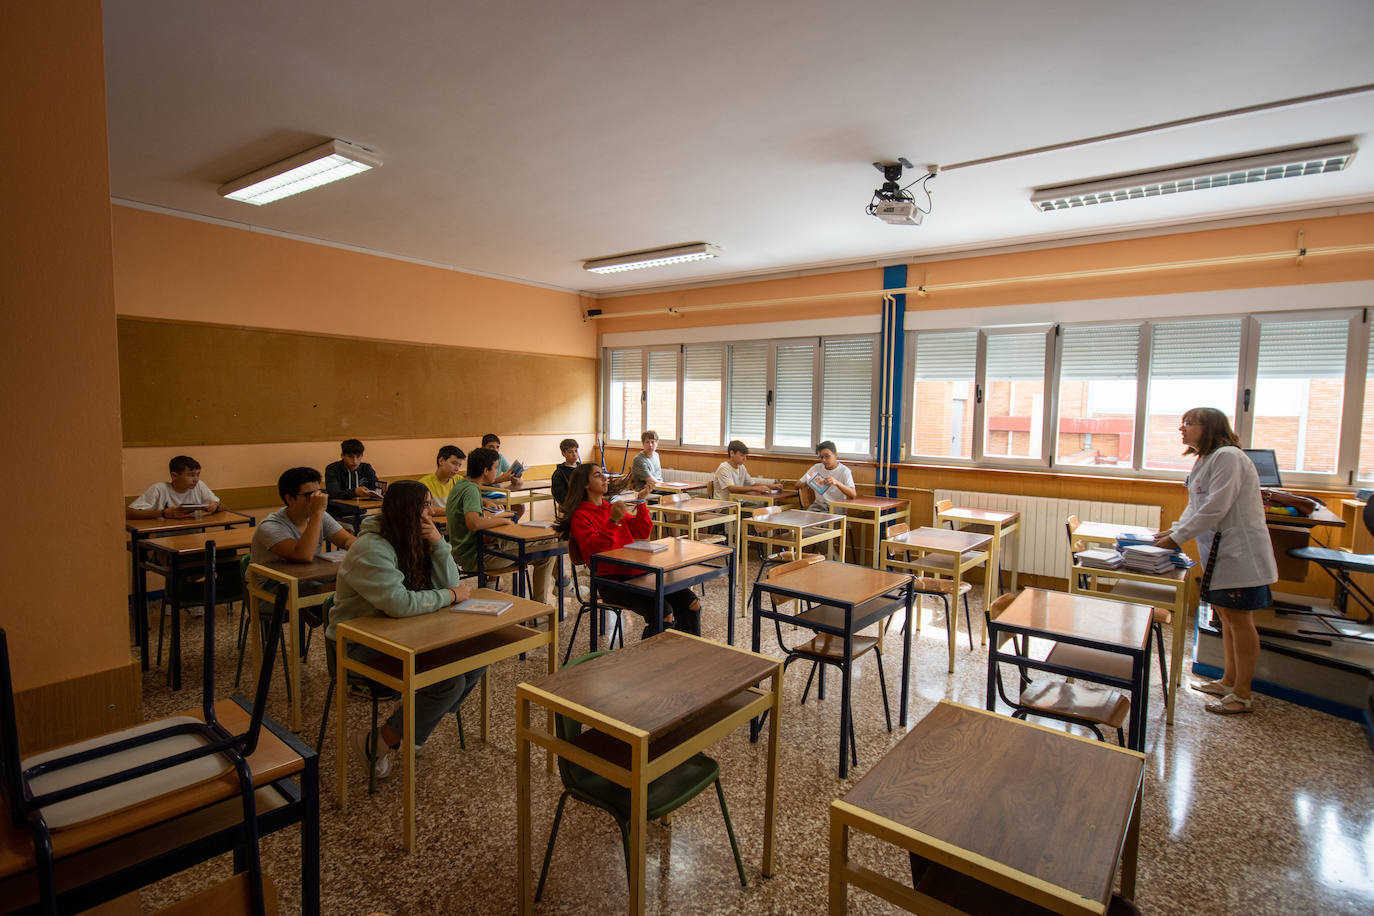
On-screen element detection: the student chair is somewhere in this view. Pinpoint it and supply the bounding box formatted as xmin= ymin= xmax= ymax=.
xmin=1284 ymin=498 xmax=1374 ymax=622
xmin=985 ymin=592 xmax=1130 ymax=744
xmin=534 ymin=651 xmax=745 ymax=902
xmin=560 ymin=540 xmax=626 ymax=664
xmin=0 ymin=542 xmax=286 ymax=915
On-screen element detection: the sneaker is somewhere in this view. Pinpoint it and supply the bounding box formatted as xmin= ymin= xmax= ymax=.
xmin=352 ymin=729 xmax=392 ymax=780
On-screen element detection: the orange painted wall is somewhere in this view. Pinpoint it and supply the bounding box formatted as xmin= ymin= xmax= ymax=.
xmin=112 ymin=206 xmax=598 ymax=496
xmin=594 ymin=213 xmax=1374 ymax=332
xmin=0 ymin=0 xmax=132 ymax=690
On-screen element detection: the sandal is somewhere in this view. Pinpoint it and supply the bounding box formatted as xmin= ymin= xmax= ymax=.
xmin=1204 ymin=693 xmax=1253 ymax=716
xmin=1190 ymin=679 xmax=1232 ymax=697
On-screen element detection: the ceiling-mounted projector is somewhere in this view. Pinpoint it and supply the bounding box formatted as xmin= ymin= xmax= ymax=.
xmin=866 ymin=158 xmax=936 ymax=226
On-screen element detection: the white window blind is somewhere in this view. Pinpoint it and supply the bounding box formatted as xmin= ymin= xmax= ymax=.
xmin=821 ymin=336 xmax=874 ymax=453
xmin=645 ymin=349 xmax=678 ymax=439
xmin=986 ymin=333 xmax=1046 ymax=380
xmin=773 ymin=343 xmax=814 ymax=448
xmin=683 ymin=345 xmax=723 ymax=445
xmin=913 ymin=331 xmax=977 ymax=380
xmin=727 ymin=343 xmax=767 ymax=446
xmin=1150 ymin=319 xmax=1242 ymax=379
xmin=1061 ymin=325 xmax=1140 ymax=379
xmin=607 ymin=348 xmax=642 ymax=440
xmin=1257 ymin=319 xmax=1349 ymax=378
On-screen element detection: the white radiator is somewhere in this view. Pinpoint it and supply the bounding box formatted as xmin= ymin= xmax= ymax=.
xmin=933 ymin=489 xmax=1161 ymax=579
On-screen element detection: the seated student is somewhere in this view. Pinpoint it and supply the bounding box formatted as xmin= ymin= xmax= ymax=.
xmin=628 ymin=430 xmax=663 ymax=491
xmin=447 ymin=448 xmax=554 ymax=603
xmin=713 ymin=439 xmax=775 ymax=502
xmin=328 ymin=481 xmax=478 ymax=779
xmin=126 ymin=455 xmax=221 ymax=519
xmin=554 ymin=463 xmax=699 ymax=637
xmin=481 ymin=433 xmax=525 ymax=519
xmin=799 ymin=440 xmax=857 ymax=512
xmin=325 ymin=438 xmax=385 ymax=501
xmin=249 ymin=468 xmax=357 ymax=587
xmin=550 ymin=438 xmax=580 ymax=505
xmin=417 ymin=445 xmax=465 ymax=519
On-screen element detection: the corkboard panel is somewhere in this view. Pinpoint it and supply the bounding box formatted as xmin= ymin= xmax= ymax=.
xmin=118 ymin=318 xmax=597 ymax=446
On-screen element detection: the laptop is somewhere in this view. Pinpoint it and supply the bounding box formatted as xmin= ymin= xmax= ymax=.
xmin=1242 ymin=448 xmax=1282 ymax=488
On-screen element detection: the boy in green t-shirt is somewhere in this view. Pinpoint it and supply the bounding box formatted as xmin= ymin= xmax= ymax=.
xmin=447 ymin=448 xmax=554 ymax=604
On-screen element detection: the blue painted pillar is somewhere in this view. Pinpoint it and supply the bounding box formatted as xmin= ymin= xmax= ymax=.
xmin=880 ymin=265 xmax=907 ymax=497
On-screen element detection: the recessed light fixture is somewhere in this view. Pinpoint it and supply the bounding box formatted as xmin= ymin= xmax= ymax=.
xmin=218 ymin=138 xmax=381 ymax=206
xmin=583 ymin=242 xmax=721 ymax=274
xmin=1031 ymin=141 xmax=1357 ymax=212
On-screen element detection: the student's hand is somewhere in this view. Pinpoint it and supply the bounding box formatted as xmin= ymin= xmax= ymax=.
xmin=419 ymin=514 xmax=443 ymax=543
xmin=308 ymin=490 xmax=329 ymax=517
xmin=610 ymin=500 xmax=631 ymax=523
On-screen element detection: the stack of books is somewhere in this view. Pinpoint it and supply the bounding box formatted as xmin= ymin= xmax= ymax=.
xmin=1121 ymin=544 xmax=1176 ymax=573
xmin=1076 ymin=548 xmax=1123 ymax=570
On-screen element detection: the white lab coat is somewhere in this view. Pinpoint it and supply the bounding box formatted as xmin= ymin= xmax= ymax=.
xmin=1169 ymin=445 xmax=1278 ymax=590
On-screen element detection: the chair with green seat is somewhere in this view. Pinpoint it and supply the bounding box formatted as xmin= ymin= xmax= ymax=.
xmin=534 ymin=651 xmax=746 ymax=902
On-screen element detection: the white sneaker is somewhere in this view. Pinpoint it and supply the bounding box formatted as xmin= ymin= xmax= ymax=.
xmin=352 ymin=729 xmax=392 ymax=780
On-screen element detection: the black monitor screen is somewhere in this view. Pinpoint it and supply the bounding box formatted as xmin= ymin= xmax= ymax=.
xmin=1243 ymin=448 xmax=1282 ymax=488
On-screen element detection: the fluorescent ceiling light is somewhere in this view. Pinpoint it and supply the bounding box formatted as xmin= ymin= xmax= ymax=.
xmin=1031 ymin=141 xmax=1357 ymax=212
xmin=218 ymin=139 xmax=381 ymax=205
xmin=583 ymin=242 xmax=721 ymax=274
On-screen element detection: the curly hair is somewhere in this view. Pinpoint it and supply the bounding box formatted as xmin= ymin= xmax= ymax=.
xmin=378 ymin=481 xmax=433 ymax=591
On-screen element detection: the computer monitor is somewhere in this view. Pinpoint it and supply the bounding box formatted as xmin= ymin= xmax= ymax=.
xmin=1243 ymin=448 xmax=1282 ymax=488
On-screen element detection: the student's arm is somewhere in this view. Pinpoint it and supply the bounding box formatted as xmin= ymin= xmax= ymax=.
xmin=269 ymin=492 xmax=331 ymax=562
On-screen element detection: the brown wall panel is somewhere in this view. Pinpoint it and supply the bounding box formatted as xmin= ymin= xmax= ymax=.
xmin=118 ymin=318 xmax=597 ymax=446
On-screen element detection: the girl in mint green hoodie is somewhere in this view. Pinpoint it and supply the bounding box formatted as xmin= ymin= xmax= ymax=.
xmin=330 ymin=481 xmax=478 ymax=780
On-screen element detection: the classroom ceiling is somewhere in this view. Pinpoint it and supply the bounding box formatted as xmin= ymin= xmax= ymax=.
xmin=103 ymin=0 xmax=1374 ymax=297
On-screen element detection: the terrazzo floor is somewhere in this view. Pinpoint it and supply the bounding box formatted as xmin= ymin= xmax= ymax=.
xmin=135 ymin=577 xmax=1374 ymax=915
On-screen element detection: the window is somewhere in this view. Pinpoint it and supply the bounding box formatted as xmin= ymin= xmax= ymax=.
xmin=910 ymin=330 xmax=976 ymax=459
xmin=1056 ymin=324 xmax=1139 ymax=469
xmin=606 ymin=348 xmax=641 ymax=442
xmin=1143 ymin=319 xmax=1242 ymax=471
xmin=726 ymin=343 xmax=767 ymax=449
xmin=772 ymin=342 xmax=815 ymax=449
xmin=682 ymin=345 xmax=723 ymax=446
xmin=1252 ymin=318 xmax=1348 ymax=474
xmin=821 ymin=336 xmax=875 ymax=455
xmin=983 ymin=331 xmax=1049 ymax=460
xmin=645 ymin=349 xmax=679 ymax=440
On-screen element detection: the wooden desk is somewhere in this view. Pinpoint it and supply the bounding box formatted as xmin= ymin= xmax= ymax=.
xmin=0 ymin=697 xmax=319 ymax=916
xmin=336 ymin=588 xmax=557 ymax=851
xmin=988 ymin=589 xmax=1154 ymax=751
xmin=248 ymin=557 xmax=342 ymax=732
xmin=882 ymin=527 xmax=992 ymax=674
xmin=829 ymin=701 xmax=1143 ymax=916
xmin=330 ymin=496 xmax=382 ymax=533
xmin=651 ymin=496 xmax=740 ymax=545
xmin=515 ymin=631 xmax=781 ymax=916
xmin=590 ymin=538 xmax=736 ymax=645
xmin=741 ymin=508 xmax=846 ymax=609
xmin=140 ymin=527 xmax=257 ymax=691
xmin=938 ymin=505 xmax=1021 ymax=595
xmin=479 ymin=521 xmax=567 ymax=617
xmin=750 ymin=559 xmax=914 ymax=777
xmin=127 ymin=511 xmax=254 ymax=673
xmin=831 ymin=496 xmax=909 ymax=567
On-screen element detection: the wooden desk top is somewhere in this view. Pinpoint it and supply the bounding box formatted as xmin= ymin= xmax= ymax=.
xmin=840 ymin=701 xmax=1143 ymax=910
xmin=654 ymin=497 xmax=737 ymax=513
xmin=125 ymin=511 xmax=253 ymax=536
xmin=337 ymin=588 xmax=552 ymax=654
xmin=0 ymin=700 xmax=302 ymax=877
xmin=832 ymin=496 xmax=908 ymax=511
xmin=1074 ymin=520 xmax=1154 ymax=542
xmin=483 ymin=522 xmax=562 ymax=542
xmin=142 ymin=526 xmax=258 ymax=555
xmin=888 ymin=526 xmax=992 ymax=552
xmin=753 ymin=509 xmax=844 ymax=527
xmin=595 ymin=537 xmax=733 ymax=570
xmin=251 ymin=556 xmax=343 ymax=583
xmin=763 ymin=559 xmax=912 ymax=606
xmin=997 ymin=588 xmax=1152 ymax=650
xmin=525 ymin=631 xmax=775 ymax=740
xmin=938 ymin=506 xmax=1020 ymax=525
xmin=1265 ymin=504 xmax=1345 ymax=529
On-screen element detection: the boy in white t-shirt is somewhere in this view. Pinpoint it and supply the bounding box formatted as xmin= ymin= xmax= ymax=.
xmin=126 ymin=455 xmax=222 ymax=519
xmin=799 ymin=440 xmax=857 ymax=512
